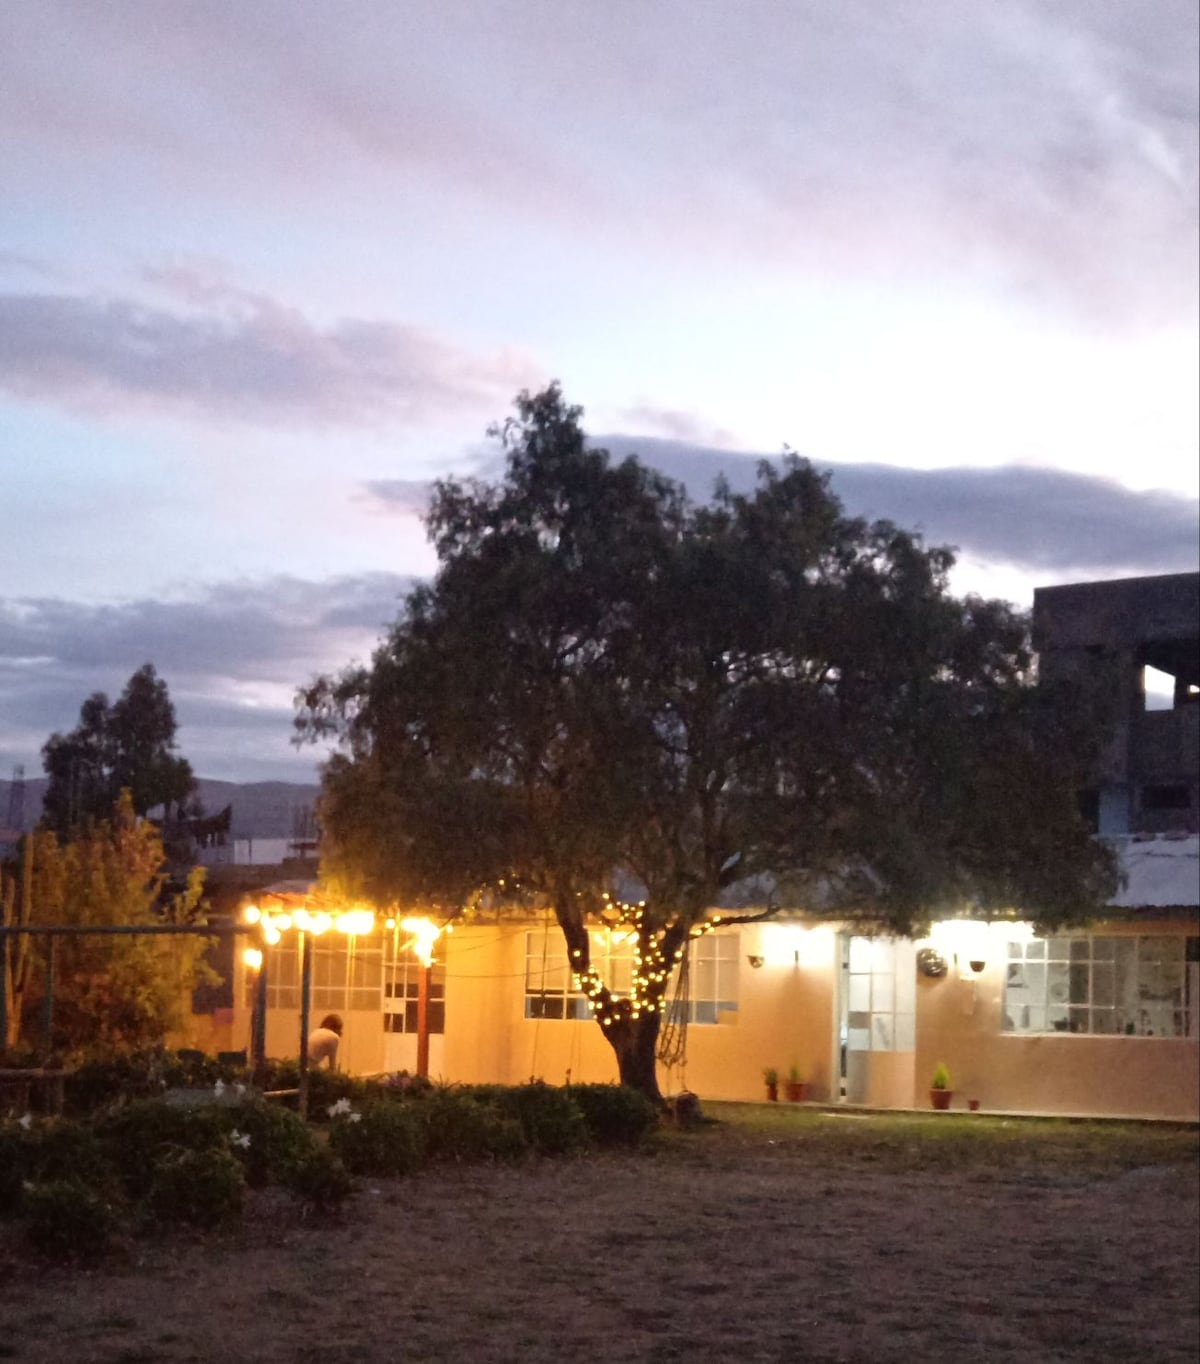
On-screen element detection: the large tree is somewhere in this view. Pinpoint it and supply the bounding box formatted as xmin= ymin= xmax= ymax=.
xmin=41 ymin=664 xmax=196 ymax=836
xmin=297 ymin=386 xmax=1116 ymax=1101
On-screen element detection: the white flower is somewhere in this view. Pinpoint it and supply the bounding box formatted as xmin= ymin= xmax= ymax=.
xmin=213 ymin=1079 xmax=226 ymax=1096
xmin=18 ymin=1113 xmax=33 ymax=1130
xmin=348 ymin=1112 xmax=362 ymax=1124
xmin=229 ymin=1129 xmax=251 ymax=1149
xmin=327 ymin=1097 xmax=352 ymax=1117
xmin=234 ymin=1082 xmax=246 ymax=1096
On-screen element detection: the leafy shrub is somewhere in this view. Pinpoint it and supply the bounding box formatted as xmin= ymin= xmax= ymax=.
xmin=568 ymin=1084 xmax=660 ymax=1148
xmin=287 ymin=1146 xmax=355 ymax=1213
xmin=466 ymin=1083 xmax=587 ymax=1156
xmin=24 ymin=1117 xmax=115 ymax=1188
xmin=328 ymin=1102 xmax=427 ymax=1177
xmin=22 ymin=1179 xmax=118 ymax=1260
xmin=94 ymin=1099 xmax=228 ymax=1196
xmin=421 ymin=1092 xmax=528 ymax=1164
xmin=259 ymin=1060 xmax=365 ymax=1115
xmin=65 ymin=1050 xmax=170 ymax=1115
xmin=148 ymin=1146 xmax=244 ymax=1227
xmin=223 ymin=1099 xmax=317 ymax=1188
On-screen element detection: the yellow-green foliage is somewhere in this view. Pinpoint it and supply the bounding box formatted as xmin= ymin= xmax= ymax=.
xmin=20 ymin=792 xmax=216 ymax=1056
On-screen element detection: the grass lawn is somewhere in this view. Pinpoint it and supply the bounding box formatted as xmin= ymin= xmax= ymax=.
xmin=1 ymin=1103 xmax=1196 ymax=1363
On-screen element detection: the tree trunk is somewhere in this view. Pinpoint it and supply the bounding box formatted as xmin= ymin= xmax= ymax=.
xmin=605 ymin=1010 xmax=665 ymax=1105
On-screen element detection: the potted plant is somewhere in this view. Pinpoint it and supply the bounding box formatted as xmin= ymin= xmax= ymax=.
xmin=785 ymin=1063 xmax=806 ymax=1103
xmin=763 ymin=1066 xmax=779 ymax=1102
xmin=929 ymin=1062 xmax=953 ymax=1111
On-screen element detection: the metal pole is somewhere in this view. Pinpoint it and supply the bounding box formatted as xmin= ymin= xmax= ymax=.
xmin=42 ymin=937 xmax=55 ymax=1056
xmin=416 ymin=961 xmax=430 ymax=1078
xmin=252 ymin=951 xmax=268 ymax=1086
xmin=298 ymin=931 xmax=312 ymax=1120
xmin=0 ymin=929 xmax=7 ymax=1052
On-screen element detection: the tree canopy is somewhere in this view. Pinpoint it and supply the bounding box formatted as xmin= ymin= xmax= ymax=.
xmin=41 ymin=664 xmax=196 ymax=836
xmin=297 ymin=385 xmax=1117 ymax=1100
xmin=2 ymin=793 xmax=211 ymax=1057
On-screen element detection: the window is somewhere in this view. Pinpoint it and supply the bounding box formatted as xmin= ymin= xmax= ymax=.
xmin=243 ymin=935 xmax=381 ymax=1013
xmin=666 ymin=931 xmax=740 ymax=1025
xmin=846 ymin=937 xmax=916 ymax=1053
xmin=524 ymin=927 xmax=740 ymax=1024
xmin=1003 ymin=934 xmax=1199 ymax=1038
xmin=1140 ymin=784 xmax=1192 ymax=812
xmin=382 ymin=937 xmax=445 ymax=1035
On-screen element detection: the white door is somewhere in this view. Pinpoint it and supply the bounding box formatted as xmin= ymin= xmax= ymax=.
xmin=841 ymin=936 xmax=915 ymax=1105
xmin=381 ymin=937 xmax=446 ymax=1077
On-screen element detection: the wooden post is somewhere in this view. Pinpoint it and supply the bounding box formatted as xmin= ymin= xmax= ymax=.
xmin=298 ymin=931 xmax=312 ymax=1119
xmin=252 ymin=949 xmax=268 ymax=1087
xmin=416 ymin=961 xmax=431 ymax=1078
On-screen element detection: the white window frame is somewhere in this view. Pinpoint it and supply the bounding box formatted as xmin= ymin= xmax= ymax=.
xmin=1003 ymin=933 xmax=1199 ymax=1038
xmin=524 ymin=926 xmax=740 ymax=1025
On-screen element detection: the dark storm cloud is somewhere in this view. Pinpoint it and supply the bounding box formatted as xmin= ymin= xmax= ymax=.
xmin=364 ymin=436 xmax=1199 ymax=580
xmin=0 ymin=290 xmax=541 ymax=426
xmin=598 ymin=437 xmax=1200 ymax=579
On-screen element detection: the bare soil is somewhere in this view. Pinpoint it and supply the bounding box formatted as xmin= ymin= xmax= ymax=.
xmin=1 ymin=1116 xmax=1197 ymax=1364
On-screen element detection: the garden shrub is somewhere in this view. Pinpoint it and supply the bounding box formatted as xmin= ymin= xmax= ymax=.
xmin=287 ymin=1146 xmax=355 ymax=1212
xmin=328 ymin=1101 xmax=427 ymax=1177
xmin=569 ymin=1084 xmax=660 ymax=1147
xmin=223 ymin=1099 xmax=317 ymax=1188
xmin=467 ymin=1083 xmax=588 ymax=1156
xmin=421 ymin=1092 xmax=528 ymax=1164
xmin=94 ymin=1099 xmax=228 ymax=1196
xmin=23 ymin=1117 xmax=116 ymax=1189
xmin=147 ymin=1146 xmax=244 ymax=1228
xmin=22 ymin=1179 xmax=118 ymax=1261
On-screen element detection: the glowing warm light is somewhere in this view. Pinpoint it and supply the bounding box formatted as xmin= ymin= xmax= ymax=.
xmin=263 ymin=924 xmax=281 ymax=946
xmin=242 ymin=947 xmax=263 ymax=971
xmin=400 ymin=916 xmax=441 ymax=967
xmin=385 ymin=917 xmax=396 ymax=929
xmin=242 ymin=905 xmax=261 ymax=925
xmin=309 ymin=913 xmax=332 ymax=936
xmin=336 ymin=909 xmax=375 ymax=936
xmin=928 ymin=918 xmax=997 ymax=972
xmin=274 ymin=913 xmax=291 ymax=931
xmin=293 ymin=909 xmax=311 ymax=931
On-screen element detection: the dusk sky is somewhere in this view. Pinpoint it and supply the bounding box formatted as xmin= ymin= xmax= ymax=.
xmin=1 ymin=2 xmax=1197 ymax=785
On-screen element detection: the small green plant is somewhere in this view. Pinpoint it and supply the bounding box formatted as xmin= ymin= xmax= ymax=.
xmin=328 ymin=1101 xmax=428 ymax=1177
xmin=421 ymin=1092 xmax=528 ymax=1164
xmin=22 ymin=1179 xmax=119 ymax=1261
xmin=94 ymin=1099 xmax=228 ymax=1196
xmin=931 ymin=1063 xmax=951 ymax=1090
xmin=223 ymin=1099 xmax=317 ymax=1188
xmin=763 ymin=1067 xmax=778 ymax=1086
xmin=466 ymin=1083 xmax=588 ymax=1156
xmin=568 ymin=1084 xmax=659 ymax=1148
xmin=287 ymin=1146 xmax=355 ymax=1213
xmin=787 ymin=1063 xmax=802 ymax=1083
xmin=147 ymin=1146 xmax=244 ymax=1227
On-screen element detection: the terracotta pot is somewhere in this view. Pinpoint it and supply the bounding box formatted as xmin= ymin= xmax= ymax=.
xmin=766 ymin=1082 xmax=778 ymax=1102
xmin=785 ymin=1081 xmax=807 ymax=1103
xmin=968 ymin=1099 xmax=980 ymax=1112
xmin=930 ymin=1088 xmax=953 ymax=1111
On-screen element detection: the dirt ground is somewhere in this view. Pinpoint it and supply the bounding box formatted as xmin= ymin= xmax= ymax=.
xmin=1 ymin=1117 xmax=1197 ymax=1364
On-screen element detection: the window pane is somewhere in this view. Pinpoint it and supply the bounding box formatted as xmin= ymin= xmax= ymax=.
xmin=1069 ymin=938 xmax=1090 ymax=963
xmin=1068 ymin=1007 xmax=1089 ymax=1033
xmin=1069 ymin=964 xmax=1090 ymax=1004
xmin=1092 ymin=964 xmax=1115 ymax=1008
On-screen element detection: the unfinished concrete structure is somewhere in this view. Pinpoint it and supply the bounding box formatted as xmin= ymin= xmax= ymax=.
xmin=1033 ymin=572 xmax=1200 ymax=836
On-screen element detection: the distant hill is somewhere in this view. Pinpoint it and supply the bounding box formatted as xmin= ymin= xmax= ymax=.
xmin=0 ymin=775 xmax=322 ymax=839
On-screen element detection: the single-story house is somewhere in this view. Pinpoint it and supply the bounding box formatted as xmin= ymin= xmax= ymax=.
xmin=219 ymin=833 xmax=1198 ymax=1121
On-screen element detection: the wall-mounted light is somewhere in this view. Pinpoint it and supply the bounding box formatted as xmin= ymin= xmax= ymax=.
xmin=746 ymin=954 xmax=765 ymax=969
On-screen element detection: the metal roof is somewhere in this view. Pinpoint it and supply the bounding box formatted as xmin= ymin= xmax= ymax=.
xmin=1109 ymin=835 xmax=1199 ymax=910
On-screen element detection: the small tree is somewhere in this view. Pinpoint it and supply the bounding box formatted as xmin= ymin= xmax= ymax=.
xmin=41 ymin=664 xmax=196 ymax=836
xmin=13 ymin=793 xmax=214 ymax=1057
xmin=297 ymin=386 xmax=1116 ymax=1102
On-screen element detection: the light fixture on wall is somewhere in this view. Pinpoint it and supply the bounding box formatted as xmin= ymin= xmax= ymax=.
xmin=917 ymin=948 xmax=948 ymax=979
xmin=746 ymin=954 xmax=765 ymax=969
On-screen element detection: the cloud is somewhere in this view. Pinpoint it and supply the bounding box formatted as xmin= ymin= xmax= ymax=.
xmin=2 ymin=2 xmax=1194 ymax=327
xmin=0 ymin=288 xmax=543 ymax=427
xmin=0 ymin=574 xmax=414 ymax=782
xmin=361 ymin=432 xmax=1198 ymax=579
xmin=597 ymin=436 xmax=1200 ymax=579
